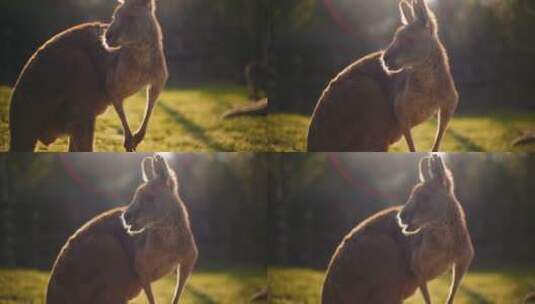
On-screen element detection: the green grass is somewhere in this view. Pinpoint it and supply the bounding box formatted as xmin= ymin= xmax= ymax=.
xmin=269 ymin=267 xmax=535 ymax=304
xmin=269 ymin=111 xmax=535 ymax=152
xmin=2 ymin=85 xmax=534 ymax=152
xmin=0 ymin=85 xmax=270 ymax=152
xmin=0 ymin=267 xmax=267 ymax=304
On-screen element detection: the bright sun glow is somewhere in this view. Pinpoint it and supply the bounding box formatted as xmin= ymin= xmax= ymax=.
xmin=431 ymin=152 xmax=448 ymax=160
xmin=158 ymin=152 xmax=175 ymax=160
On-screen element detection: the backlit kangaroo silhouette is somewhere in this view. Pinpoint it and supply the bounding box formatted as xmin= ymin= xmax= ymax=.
xmin=308 ymin=0 xmax=458 ymax=152
xmin=9 ymin=0 xmax=168 ymax=152
xmin=46 ymin=155 xmax=197 ymax=304
xmin=322 ymin=155 xmax=474 ymax=304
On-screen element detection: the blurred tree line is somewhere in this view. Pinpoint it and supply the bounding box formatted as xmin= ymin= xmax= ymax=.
xmin=3 ymin=0 xmax=530 ymax=112
xmin=0 ymin=153 xmax=267 ymax=270
xmin=1 ymin=153 xmax=534 ymax=270
xmin=268 ymin=0 xmax=535 ymax=112
xmin=269 ymin=153 xmax=535 ymax=269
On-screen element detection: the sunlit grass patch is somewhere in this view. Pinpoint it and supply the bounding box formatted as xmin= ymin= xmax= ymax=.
xmin=0 ymin=85 xmax=270 ymax=152
xmin=269 ymin=267 xmax=535 ymax=304
xmin=268 ymin=110 xmax=535 ymax=152
xmin=0 ymin=267 xmax=267 ymax=304
xmin=2 ymin=84 xmax=534 ymax=152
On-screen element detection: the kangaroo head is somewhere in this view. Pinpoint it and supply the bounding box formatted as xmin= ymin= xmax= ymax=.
xmin=104 ymin=0 xmax=160 ymax=49
xmin=397 ymin=155 xmax=457 ymax=235
xmin=122 ymin=154 xmax=179 ymax=234
xmin=382 ymin=0 xmax=439 ymax=73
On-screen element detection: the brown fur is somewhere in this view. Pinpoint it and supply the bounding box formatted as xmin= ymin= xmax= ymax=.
xmin=9 ymin=0 xmax=168 ymax=152
xmin=46 ymin=208 xmax=141 ymax=303
xmin=322 ymin=155 xmax=474 ymax=304
xmin=308 ymin=0 xmax=458 ymax=152
xmin=47 ymin=155 xmax=197 ymax=304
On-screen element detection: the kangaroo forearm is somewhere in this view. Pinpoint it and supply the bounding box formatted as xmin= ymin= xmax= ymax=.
xmin=111 ymin=100 xmax=130 ymax=131
xmin=446 ymin=254 xmax=472 ymax=304
xmin=137 ymin=85 xmax=162 ymax=133
xmin=432 ymin=107 xmax=453 ymax=152
xmin=419 ymin=282 xmax=432 ymax=304
xmin=172 ymin=249 xmax=198 ymax=304
xmin=143 ymin=283 xmax=156 ymax=304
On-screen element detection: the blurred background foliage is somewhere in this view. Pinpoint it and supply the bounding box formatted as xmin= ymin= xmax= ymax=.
xmin=0 ymin=153 xmax=267 ymax=270
xmin=268 ymin=153 xmax=535 ymax=269
xmin=1 ymin=0 xmax=533 ymax=112
xmin=1 ymin=153 xmax=535 ymax=273
xmin=268 ymin=0 xmax=535 ymax=113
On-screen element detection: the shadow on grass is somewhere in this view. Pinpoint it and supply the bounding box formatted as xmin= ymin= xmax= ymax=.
xmin=186 ymin=285 xmax=218 ymax=304
xmin=460 ymin=285 xmax=493 ymax=304
xmin=447 ymin=128 xmax=485 ymax=152
xmin=159 ymin=101 xmax=227 ymax=151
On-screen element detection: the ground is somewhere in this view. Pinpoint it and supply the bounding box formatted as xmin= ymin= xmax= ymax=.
xmin=2 ymin=85 xmax=534 ymax=152
xmin=269 ymin=111 xmax=535 ymax=152
xmin=0 ymin=267 xmax=267 ymax=304
xmin=269 ymin=267 xmax=535 ymax=304
xmin=0 ymin=85 xmax=270 ymax=152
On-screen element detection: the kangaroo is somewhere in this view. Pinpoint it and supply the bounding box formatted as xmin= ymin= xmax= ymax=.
xmin=46 ymin=155 xmax=198 ymax=304
xmin=322 ymin=155 xmax=473 ymax=304
xmin=308 ymin=0 xmax=458 ymax=152
xmin=9 ymin=0 xmax=168 ymax=152
xmin=245 ymin=61 xmax=273 ymax=102
xmin=223 ymin=61 xmax=273 ymax=119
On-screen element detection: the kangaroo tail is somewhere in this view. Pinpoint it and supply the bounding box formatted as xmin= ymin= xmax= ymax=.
xmin=223 ymin=98 xmax=268 ymax=119
xmin=525 ymin=292 xmax=535 ymax=303
xmin=513 ymin=133 xmax=535 ymax=147
xmin=249 ymin=287 xmax=269 ymax=303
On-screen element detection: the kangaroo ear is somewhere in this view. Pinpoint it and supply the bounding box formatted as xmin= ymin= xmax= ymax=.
xmin=413 ymin=0 xmax=430 ymax=27
xmin=141 ymin=157 xmax=155 ymax=182
xmin=399 ymin=1 xmax=415 ymax=25
xmin=153 ymin=154 xmax=178 ymax=190
xmin=418 ymin=157 xmax=433 ymax=182
xmin=430 ymin=155 xmax=454 ymax=191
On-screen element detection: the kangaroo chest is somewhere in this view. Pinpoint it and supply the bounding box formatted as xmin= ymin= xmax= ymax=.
xmin=395 ymin=72 xmax=442 ymax=127
xmin=411 ymin=229 xmax=457 ymax=281
xmin=135 ymin=229 xmax=182 ymax=282
xmin=108 ymin=50 xmax=161 ymax=100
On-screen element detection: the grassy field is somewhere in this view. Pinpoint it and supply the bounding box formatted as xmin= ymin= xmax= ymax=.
xmin=269 ymin=111 xmax=535 ymax=152
xmin=269 ymin=267 xmax=535 ymax=304
xmin=0 ymin=267 xmax=267 ymax=304
xmin=0 ymin=85 xmax=271 ymax=152
xmin=2 ymin=85 xmax=534 ymax=152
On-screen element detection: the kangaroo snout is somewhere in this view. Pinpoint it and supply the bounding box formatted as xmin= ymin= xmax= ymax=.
xmin=396 ymin=209 xmax=412 ymax=229
xmin=382 ymin=49 xmax=401 ymax=72
xmin=104 ymin=29 xmax=119 ymax=47
xmin=121 ymin=209 xmax=143 ymax=233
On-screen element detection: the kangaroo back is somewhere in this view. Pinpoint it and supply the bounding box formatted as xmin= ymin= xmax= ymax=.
xmin=9 ymin=23 xmax=110 ymax=151
xmin=307 ymin=52 xmax=403 ymax=152
xmin=322 ymin=207 xmax=418 ymax=304
xmin=47 ymin=208 xmax=142 ymax=304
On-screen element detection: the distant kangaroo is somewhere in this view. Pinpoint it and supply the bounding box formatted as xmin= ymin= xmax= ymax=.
xmin=47 ymin=155 xmax=198 ymax=304
xmin=322 ymin=155 xmax=474 ymax=304
xmin=9 ymin=0 xmax=168 ymax=152
xmin=308 ymin=0 xmax=458 ymax=152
